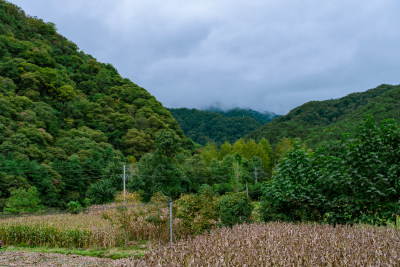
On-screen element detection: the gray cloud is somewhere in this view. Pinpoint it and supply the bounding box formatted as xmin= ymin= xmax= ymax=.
xmin=11 ymin=0 xmax=400 ymax=114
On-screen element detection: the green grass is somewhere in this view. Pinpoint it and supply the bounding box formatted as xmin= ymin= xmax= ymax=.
xmin=2 ymin=243 xmax=148 ymax=260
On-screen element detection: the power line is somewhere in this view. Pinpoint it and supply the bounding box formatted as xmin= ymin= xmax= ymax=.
xmin=130 ymin=174 xmax=231 ymax=180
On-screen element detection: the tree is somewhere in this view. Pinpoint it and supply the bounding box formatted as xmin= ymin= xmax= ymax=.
xmin=255 ymin=143 xmax=271 ymax=174
xmin=274 ymin=137 xmax=294 ymax=162
xmin=123 ymin=128 xmax=154 ymax=160
xmin=86 ymin=179 xmax=117 ymax=204
xmin=0 ymin=76 xmax=16 ymax=96
xmin=242 ymin=139 xmax=257 ymax=160
xmin=175 ymin=185 xmax=219 ymax=234
xmin=260 ymin=116 xmax=400 ymax=225
xmin=218 ymin=141 xmax=232 ymax=160
xmin=232 ymin=139 xmax=246 ymax=156
xmin=217 ymin=192 xmax=253 ymax=227
xmin=55 ymin=84 xmax=77 ymax=102
xmin=201 ymin=143 xmax=218 ymax=166
xmin=182 ymin=154 xmax=212 ymax=192
xmin=4 ymin=186 xmax=45 ymax=213
xmin=155 ymin=129 xmax=181 ymax=157
xmin=333 ymin=116 xmax=400 ymax=224
xmin=128 ymin=129 xmax=186 ymax=201
xmin=261 ymin=141 xmax=322 ymax=222
xmin=259 ymin=138 xmax=274 ymax=168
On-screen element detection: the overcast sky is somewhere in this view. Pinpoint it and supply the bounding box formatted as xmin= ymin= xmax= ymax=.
xmin=10 ymin=0 xmax=400 ymax=114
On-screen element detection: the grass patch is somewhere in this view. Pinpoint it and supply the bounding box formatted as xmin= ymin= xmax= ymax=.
xmin=3 ymin=242 xmax=148 ymax=260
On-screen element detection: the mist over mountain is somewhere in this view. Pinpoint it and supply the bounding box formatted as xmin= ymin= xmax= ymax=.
xmin=168 ymin=107 xmax=279 ymax=146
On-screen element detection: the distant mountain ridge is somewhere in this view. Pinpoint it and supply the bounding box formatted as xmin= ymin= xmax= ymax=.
xmin=204 ymin=107 xmax=279 ymax=125
xmin=247 ymin=84 xmax=400 ymax=147
xmin=168 ymin=107 xmax=279 ymax=145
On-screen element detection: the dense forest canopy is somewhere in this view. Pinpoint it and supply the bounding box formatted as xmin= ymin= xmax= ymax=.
xmin=204 ymin=107 xmax=279 ymax=125
xmin=168 ymin=107 xmax=279 ymax=146
xmin=248 ymin=84 xmax=400 ymax=148
xmin=0 ymin=0 xmax=184 ymax=209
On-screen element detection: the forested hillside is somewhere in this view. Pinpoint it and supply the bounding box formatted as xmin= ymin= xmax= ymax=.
xmin=248 ymin=84 xmax=400 ymax=147
xmin=0 ymin=0 xmax=184 ymax=209
xmin=205 ymin=107 xmax=279 ymax=125
xmin=168 ymin=107 xmax=278 ymax=145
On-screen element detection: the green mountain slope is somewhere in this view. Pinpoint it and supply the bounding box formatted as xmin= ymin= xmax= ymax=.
xmin=205 ymin=107 xmax=279 ymax=125
xmin=0 ymin=1 xmax=183 ymax=208
xmin=168 ymin=107 xmax=279 ymax=145
xmin=248 ymin=84 xmax=400 ymax=147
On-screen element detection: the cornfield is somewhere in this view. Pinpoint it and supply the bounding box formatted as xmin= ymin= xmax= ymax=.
xmin=0 ymin=202 xmax=191 ymax=248
xmin=131 ymin=222 xmax=400 ymax=266
xmin=2 ymin=207 xmax=400 ymax=266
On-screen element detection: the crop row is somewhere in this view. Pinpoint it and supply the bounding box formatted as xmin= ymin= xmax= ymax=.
xmin=131 ymin=222 xmax=400 ymax=266
xmin=0 ymin=203 xmax=188 ymax=248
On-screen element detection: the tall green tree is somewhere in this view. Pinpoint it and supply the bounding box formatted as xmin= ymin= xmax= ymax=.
xmin=261 ymin=116 xmax=400 ymax=225
xmin=128 ymin=129 xmax=187 ymax=201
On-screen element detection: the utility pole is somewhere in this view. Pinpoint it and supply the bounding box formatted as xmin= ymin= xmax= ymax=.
xmin=254 ymin=167 xmax=258 ymax=183
xmin=123 ymin=165 xmax=126 ymax=203
xmin=169 ymin=198 xmax=173 ymax=244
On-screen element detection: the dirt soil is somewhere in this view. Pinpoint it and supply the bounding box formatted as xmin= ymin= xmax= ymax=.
xmin=0 ymin=251 xmax=136 ymax=267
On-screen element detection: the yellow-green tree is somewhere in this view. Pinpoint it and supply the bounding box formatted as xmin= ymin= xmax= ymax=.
xmin=218 ymin=141 xmax=232 ymax=160
xmin=259 ymin=138 xmax=274 ymax=164
xmin=201 ymin=143 xmax=218 ymax=166
xmin=275 ymin=137 xmax=295 ymax=162
xmin=241 ymin=139 xmax=256 ymax=160
xmin=232 ymin=139 xmax=246 ymax=156
xmin=255 ymin=142 xmax=271 ymax=172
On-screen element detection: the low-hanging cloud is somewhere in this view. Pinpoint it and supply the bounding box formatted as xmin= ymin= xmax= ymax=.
xmin=11 ymin=0 xmax=400 ymax=114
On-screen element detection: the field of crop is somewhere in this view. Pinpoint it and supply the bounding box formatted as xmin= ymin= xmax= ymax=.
xmin=0 ymin=202 xmax=190 ymax=249
xmin=133 ymin=222 xmax=400 ymax=266
xmin=2 ymin=209 xmax=400 ymax=266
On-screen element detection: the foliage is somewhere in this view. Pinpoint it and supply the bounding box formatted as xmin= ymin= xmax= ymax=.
xmin=261 ymin=140 xmax=323 ymax=222
xmin=217 ymin=192 xmax=253 ymax=227
xmin=168 ymin=107 xmax=279 ymax=146
xmin=128 ymin=130 xmax=188 ymax=201
xmin=86 ymin=179 xmax=117 ymax=205
xmin=0 ymin=0 xmax=184 ymax=209
xmin=206 ymin=107 xmax=279 ymax=124
xmin=66 ymin=201 xmax=83 ymax=214
xmin=3 ymin=186 xmax=44 ymax=213
xmin=249 ymin=84 xmax=400 ymax=148
xmin=129 ymin=134 xmax=277 ymax=201
xmin=261 ymin=116 xmax=400 ymax=225
xmin=114 ymin=191 xmax=142 ymax=204
xmin=174 ymin=185 xmax=219 ymax=234
xmin=0 ymin=199 xmax=185 ymax=249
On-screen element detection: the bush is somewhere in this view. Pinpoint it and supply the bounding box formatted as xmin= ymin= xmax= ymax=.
xmin=212 ymin=183 xmax=233 ymax=195
xmin=248 ymin=183 xmax=263 ymax=200
xmin=114 ymin=191 xmax=142 ymax=204
xmin=86 ymin=179 xmax=116 ymax=204
xmin=217 ymin=192 xmax=253 ymax=227
xmin=4 ymin=186 xmax=45 ymax=213
xmin=175 ymin=185 xmax=219 ymax=234
xmin=67 ymin=201 xmax=83 ymax=214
